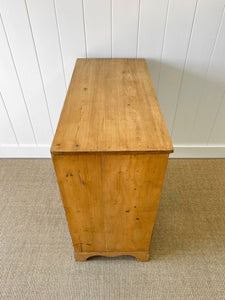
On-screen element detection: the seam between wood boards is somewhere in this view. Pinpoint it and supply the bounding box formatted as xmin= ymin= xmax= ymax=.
xmin=81 ymin=0 xmax=88 ymax=58
xmin=170 ymin=0 xmax=199 ymax=139
xmin=156 ymin=0 xmax=170 ymax=94
xmin=207 ymin=92 xmax=225 ymax=144
xmin=0 ymin=14 xmax=38 ymax=145
xmin=136 ymin=0 xmax=141 ymax=58
xmin=190 ymin=6 xmax=225 ymax=142
xmin=111 ymin=0 xmax=113 ymax=58
xmin=206 ymin=8 xmax=225 ymax=144
xmin=24 ymin=0 xmax=54 ymax=136
xmin=0 ymin=91 xmax=19 ymax=145
xmin=53 ymin=0 xmax=67 ymax=90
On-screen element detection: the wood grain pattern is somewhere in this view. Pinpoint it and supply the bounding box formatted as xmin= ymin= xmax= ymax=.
xmin=52 ymin=153 xmax=169 ymax=261
xmin=51 ymin=59 xmax=173 ymax=154
xmin=51 ymin=59 xmax=172 ymax=261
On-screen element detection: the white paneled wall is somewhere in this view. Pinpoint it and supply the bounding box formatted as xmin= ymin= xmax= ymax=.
xmin=0 ymin=0 xmax=225 ymax=158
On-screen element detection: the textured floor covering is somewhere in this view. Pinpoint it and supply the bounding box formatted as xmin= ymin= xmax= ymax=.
xmin=0 ymin=159 xmax=224 ymax=300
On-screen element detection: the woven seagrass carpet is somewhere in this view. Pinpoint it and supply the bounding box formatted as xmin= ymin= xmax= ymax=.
xmin=0 ymin=159 xmax=224 ymax=299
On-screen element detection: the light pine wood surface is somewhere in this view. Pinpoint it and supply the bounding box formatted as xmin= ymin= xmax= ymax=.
xmin=51 ymin=59 xmax=173 ymax=261
xmin=52 ymin=153 xmax=169 ymax=261
xmin=51 ymin=59 xmax=173 ymax=154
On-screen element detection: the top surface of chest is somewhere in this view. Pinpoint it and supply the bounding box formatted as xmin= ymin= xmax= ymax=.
xmin=51 ymin=59 xmax=173 ymax=154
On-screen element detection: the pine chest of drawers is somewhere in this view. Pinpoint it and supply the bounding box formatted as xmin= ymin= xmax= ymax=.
xmin=51 ymin=59 xmax=173 ymax=261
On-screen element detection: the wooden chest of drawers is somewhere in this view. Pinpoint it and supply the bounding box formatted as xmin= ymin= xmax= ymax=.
xmin=51 ymin=59 xmax=173 ymax=261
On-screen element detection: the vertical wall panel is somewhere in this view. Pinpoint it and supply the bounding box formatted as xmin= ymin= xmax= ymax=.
xmin=138 ymin=0 xmax=169 ymax=89
xmin=1 ymin=0 xmax=53 ymax=144
xmin=25 ymin=0 xmax=67 ymax=131
xmin=54 ymin=0 xmax=86 ymax=86
xmin=0 ymin=17 xmax=35 ymax=144
xmin=208 ymin=94 xmax=225 ymax=144
xmin=172 ymin=0 xmax=225 ymax=144
xmin=0 ymin=0 xmax=224 ymax=157
xmin=0 ymin=93 xmax=17 ymax=145
xmin=190 ymin=9 xmax=225 ymax=144
xmin=112 ymin=0 xmax=140 ymax=58
xmin=157 ymin=0 xmax=197 ymax=133
xmin=83 ymin=0 xmax=111 ymax=58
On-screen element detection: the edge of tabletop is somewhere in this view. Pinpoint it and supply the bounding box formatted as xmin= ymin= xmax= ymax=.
xmin=50 ymin=149 xmax=174 ymax=156
xmin=50 ymin=58 xmax=174 ymax=157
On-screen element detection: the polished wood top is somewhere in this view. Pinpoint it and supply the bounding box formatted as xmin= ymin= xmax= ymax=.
xmin=51 ymin=59 xmax=173 ymax=154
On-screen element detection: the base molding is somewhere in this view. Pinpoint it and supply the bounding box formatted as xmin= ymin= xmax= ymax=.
xmin=170 ymin=145 xmax=225 ymax=158
xmin=74 ymin=251 xmax=150 ymax=261
xmin=0 ymin=145 xmax=225 ymax=158
xmin=0 ymin=145 xmax=51 ymax=158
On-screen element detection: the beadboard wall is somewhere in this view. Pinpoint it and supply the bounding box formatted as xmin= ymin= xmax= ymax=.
xmin=0 ymin=0 xmax=225 ymax=158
